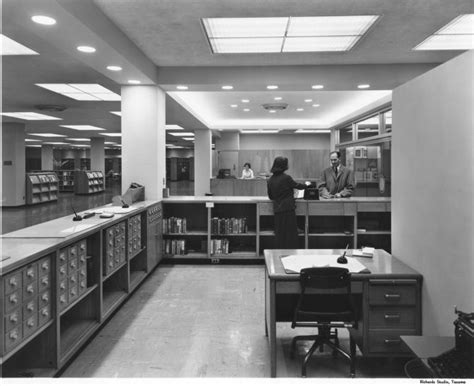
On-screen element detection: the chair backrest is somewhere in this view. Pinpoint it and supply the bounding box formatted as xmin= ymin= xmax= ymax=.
xmin=292 ymin=267 xmax=356 ymax=325
xmin=300 ymin=267 xmax=350 ymax=291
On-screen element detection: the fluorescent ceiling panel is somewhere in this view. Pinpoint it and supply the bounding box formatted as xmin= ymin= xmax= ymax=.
xmin=182 ymin=138 xmax=195 ymax=141
xmin=110 ymin=111 xmax=122 ymax=116
xmin=29 ymin=133 xmax=67 ymax=137
xmin=67 ymin=138 xmax=91 ymax=141
xmin=414 ymin=14 xmax=474 ymax=50
xmin=36 ymin=83 xmax=120 ymax=101
xmin=43 ymin=142 xmax=69 ymax=145
xmin=203 ymin=17 xmax=288 ymax=38
xmin=26 ymin=145 xmax=42 ymax=148
xmin=25 ymin=139 xmax=42 ymax=142
xmin=99 ymin=133 xmax=122 ymax=137
xmin=415 ymin=34 xmax=474 ymax=50
xmin=60 ymin=125 xmax=106 ymax=131
xmin=295 ymin=129 xmax=331 ymax=133
xmin=168 ymin=132 xmax=195 ymax=137
xmin=437 ymin=14 xmax=474 ymax=34
xmin=209 ymin=38 xmax=283 ymax=53
xmin=283 ymin=36 xmax=358 ymax=52
xmin=0 ymin=112 xmax=61 ymax=120
xmin=1 ymin=34 xmax=39 ymax=55
xmin=165 ymin=125 xmax=184 ymax=130
xmin=287 ymin=16 xmax=378 ymax=37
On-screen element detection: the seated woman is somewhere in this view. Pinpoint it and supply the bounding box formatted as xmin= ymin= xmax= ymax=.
xmin=241 ymin=163 xmax=254 ymax=179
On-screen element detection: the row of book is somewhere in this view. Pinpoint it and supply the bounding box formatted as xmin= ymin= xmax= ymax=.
xmin=211 ymin=217 xmax=248 ymax=234
xmin=163 ymin=217 xmax=187 ymax=234
xmin=210 ymin=238 xmax=230 ymax=255
xmin=163 ymin=239 xmax=186 ymax=255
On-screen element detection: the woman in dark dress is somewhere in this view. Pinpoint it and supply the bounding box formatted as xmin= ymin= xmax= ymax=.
xmin=267 ymin=157 xmax=310 ymax=249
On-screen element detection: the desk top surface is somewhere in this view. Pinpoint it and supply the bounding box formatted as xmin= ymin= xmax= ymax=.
xmin=264 ymin=249 xmax=421 ymax=279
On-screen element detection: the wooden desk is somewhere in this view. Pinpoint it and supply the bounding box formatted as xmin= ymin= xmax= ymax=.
xmin=264 ymin=249 xmax=422 ymax=377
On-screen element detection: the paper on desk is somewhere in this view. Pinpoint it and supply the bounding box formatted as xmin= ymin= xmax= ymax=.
xmin=351 ymin=247 xmax=375 ymax=257
xmin=280 ymin=254 xmax=370 ymax=274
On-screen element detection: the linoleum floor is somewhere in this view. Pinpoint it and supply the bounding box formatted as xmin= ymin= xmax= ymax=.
xmin=61 ymin=264 xmax=408 ymax=379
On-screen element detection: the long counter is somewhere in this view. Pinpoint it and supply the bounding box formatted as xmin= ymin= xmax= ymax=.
xmin=0 ymin=200 xmax=162 ymax=376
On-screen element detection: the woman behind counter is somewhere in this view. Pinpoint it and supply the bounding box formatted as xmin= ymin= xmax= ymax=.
xmin=267 ymin=157 xmax=311 ymax=249
xmin=241 ymin=163 xmax=254 ymax=179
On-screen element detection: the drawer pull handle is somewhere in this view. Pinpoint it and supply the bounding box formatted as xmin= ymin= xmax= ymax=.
xmin=42 ymin=293 xmax=49 ymax=301
xmin=42 ymin=278 xmax=49 ymax=285
xmin=9 ymin=331 xmax=18 ymax=340
xmin=9 ymin=278 xmax=18 ymax=287
xmin=384 ymin=339 xmax=401 ymax=345
xmin=27 ymin=270 xmax=34 ymax=278
xmin=10 ymin=315 xmax=18 ymax=323
xmin=42 ymin=262 xmax=49 ymax=270
xmin=10 ymin=295 xmax=18 ymax=304
xmin=42 ymin=309 xmax=49 ymax=316
xmin=60 ymin=267 xmax=66 ymax=274
xmin=384 ymin=314 xmax=400 ymax=320
xmin=27 ymin=286 xmax=34 ymax=293
xmin=27 ymin=304 xmax=34 ymax=311
xmin=28 ymin=320 xmax=34 ymax=327
xmin=384 ymin=294 xmax=401 ymax=300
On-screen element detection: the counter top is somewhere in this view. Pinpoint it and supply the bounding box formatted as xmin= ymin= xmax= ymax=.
xmin=162 ymin=196 xmax=390 ymax=203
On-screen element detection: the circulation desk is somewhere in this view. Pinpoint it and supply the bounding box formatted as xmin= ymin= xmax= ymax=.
xmin=264 ymin=249 xmax=422 ymax=377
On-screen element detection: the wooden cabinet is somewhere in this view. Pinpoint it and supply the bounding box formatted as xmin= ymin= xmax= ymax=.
xmin=0 ymin=201 xmax=160 ymax=377
xmin=25 ymin=172 xmax=59 ymax=205
xmin=74 ymin=171 xmax=104 ymax=195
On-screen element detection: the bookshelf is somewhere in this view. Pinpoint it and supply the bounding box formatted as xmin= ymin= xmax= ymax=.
xmin=25 ymin=172 xmax=59 ymax=205
xmin=57 ymin=171 xmax=75 ymax=192
xmin=75 ymin=171 xmax=104 ymax=195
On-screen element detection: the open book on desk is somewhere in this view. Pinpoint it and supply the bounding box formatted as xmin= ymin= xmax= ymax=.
xmin=351 ymin=247 xmax=375 ymax=258
xmin=280 ymin=254 xmax=370 ymax=274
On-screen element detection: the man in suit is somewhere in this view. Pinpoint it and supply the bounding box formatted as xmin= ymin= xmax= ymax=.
xmin=318 ymin=151 xmax=355 ymax=198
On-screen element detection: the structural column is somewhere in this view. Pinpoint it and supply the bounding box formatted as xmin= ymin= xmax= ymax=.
xmin=194 ymin=129 xmax=212 ymax=195
xmin=121 ymin=85 xmax=166 ymax=200
xmin=215 ymin=131 xmax=240 ymax=177
xmin=90 ymin=137 xmax=105 ymax=175
xmin=41 ymin=145 xmax=54 ymax=171
xmin=1 ymin=123 xmax=26 ymax=206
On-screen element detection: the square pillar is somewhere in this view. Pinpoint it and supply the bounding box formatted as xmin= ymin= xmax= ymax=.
xmin=194 ymin=129 xmax=212 ymax=195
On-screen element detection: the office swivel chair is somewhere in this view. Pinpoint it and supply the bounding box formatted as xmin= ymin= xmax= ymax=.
xmin=290 ymin=267 xmax=358 ymax=377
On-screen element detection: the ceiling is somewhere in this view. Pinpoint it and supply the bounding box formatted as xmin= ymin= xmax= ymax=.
xmin=1 ymin=0 xmax=472 ymax=148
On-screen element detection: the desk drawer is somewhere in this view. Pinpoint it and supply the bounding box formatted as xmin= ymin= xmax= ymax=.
xmin=369 ymin=307 xmax=417 ymax=329
xmin=5 ymin=308 xmax=22 ymax=331
xmin=368 ymin=282 xmax=417 ymax=305
xmin=367 ymin=330 xmax=415 ymax=354
xmin=4 ymin=271 xmax=22 ymax=295
xmin=23 ymin=263 xmax=38 ymax=285
xmin=5 ymin=327 xmax=22 ymax=352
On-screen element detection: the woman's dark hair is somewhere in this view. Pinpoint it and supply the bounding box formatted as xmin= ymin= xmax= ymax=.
xmin=270 ymin=156 xmax=288 ymax=174
xmin=243 ymin=162 xmax=251 ymax=168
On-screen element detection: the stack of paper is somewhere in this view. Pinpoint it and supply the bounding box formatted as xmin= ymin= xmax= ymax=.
xmin=351 ymin=247 xmax=375 ymax=257
xmin=280 ymin=254 xmax=370 ymax=274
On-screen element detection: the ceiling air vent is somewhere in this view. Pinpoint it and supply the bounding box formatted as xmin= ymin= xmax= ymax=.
xmin=35 ymin=104 xmax=67 ymax=112
xmin=262 ymin=103 xmax=288 ymax=111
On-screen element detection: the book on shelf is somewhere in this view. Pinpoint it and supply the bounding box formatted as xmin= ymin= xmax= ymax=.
xmin=163 ymin=217 xmax=187 ymax=234
xmin=211 ymin=217 xmax=248 ymax=234
xmin=210 ymin=238 xmax=229 ymax=255
xmin=164 ymin=239 xmax=186 ymax=255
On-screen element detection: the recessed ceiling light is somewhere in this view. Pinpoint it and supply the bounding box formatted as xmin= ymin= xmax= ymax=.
xmin=77 ymin=46 xmax=96 ymax=53
xmin=110 ymin=111 xmax=122 ymax=116
xmin=241 ymin=99 xmax=250 ymax=103
xmin=165 ymin=125 xmax=184 ymax=130
xmin=182 ymin=138 xmax=195 ymax=141
xmin=267 ymin=85 xmax=278 ymax=90
xmin=1 ymin=34 xmax=39 ymax=55
xmin=105 ymin=142 xmax=118 ymax=145
xmin=67 ymin=138 xmax=91 ymax=142
xmin=176 ymin=85 xmax=189 ymax=90
xmin=304 ymin=99 xmax=312 ymax=103
xmin=25 ymin=139 xmax=42 ymax=142
xmin=414 ymin=14 xmax=474 ymax=50
xmin=128 ymin=80 xmax=141 ymax=84
xmin=230 ymin=104 xmax=238 ymax=108
xmin=312 ymin=104 xmax=320 ymax=107
xmin=269 ymin=110 xmax=277 ymax=113
xmin=312 ymin=85 xmax=324 ymax=89
xmin=358 ymin=84 xmax=371 ymax=89
xmin=107 ymin=65 xmax=122 ymax=71
xmin=43 ymin=142 xmax=69 ymax=145
xmin=31 ymin=15 xmax=56 ymax=25
xmin=296 ymin=108 xmax=304 ymax=112
xmin=29 ymin=133 xmax=67 ymax=138
xmin=0 ymin=112 xmax=61 ymax=120
xmin=274 ymin=97 xmax=282 ymax=101
xmin=222 ymin=85 xmax=233 ymax=90
xmin=243 ymin=108 xmax=250 ymax=112
xmin=99 ymin=133 xmax=122 ymax=137
xmin=60 ymin=125 xmax=106 ymax=131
